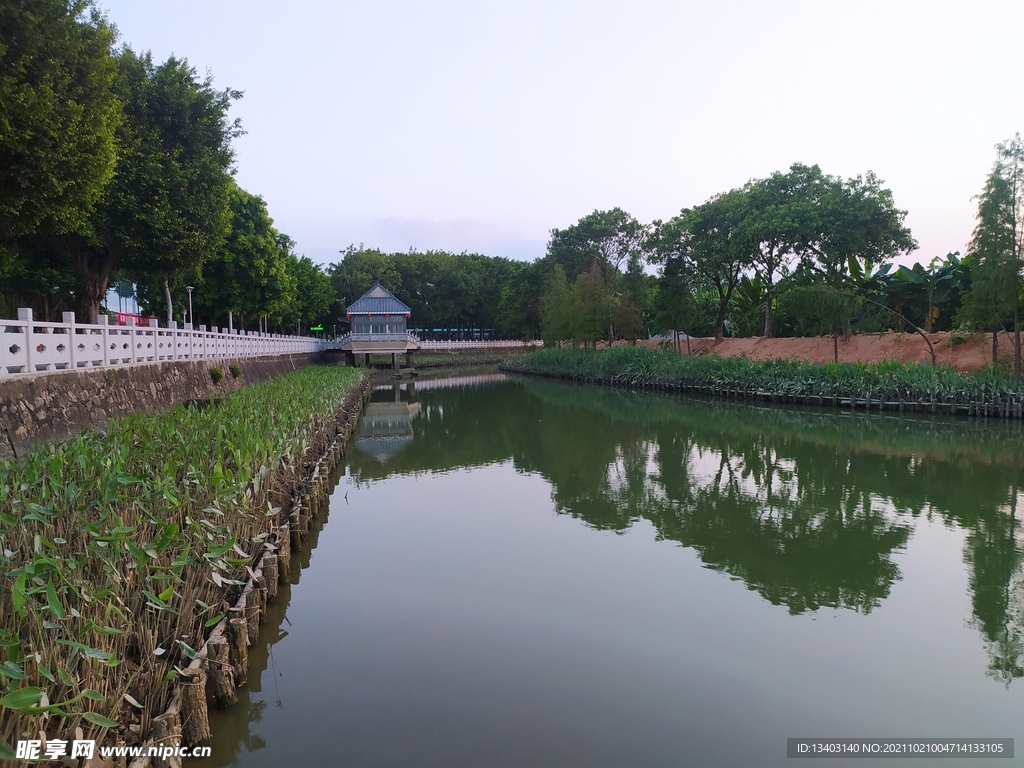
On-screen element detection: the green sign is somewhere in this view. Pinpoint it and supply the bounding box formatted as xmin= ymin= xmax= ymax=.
xmin=310 ymin=325 xmax=324 ymax=332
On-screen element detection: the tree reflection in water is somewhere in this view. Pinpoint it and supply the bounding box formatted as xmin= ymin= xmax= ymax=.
xmin=349 ymin=375 xmax=1024 ymax=683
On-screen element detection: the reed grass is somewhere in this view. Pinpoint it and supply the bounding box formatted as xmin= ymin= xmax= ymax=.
xmin=508 ymin=346 xmax=1023 ymax=410
xmin=0 ymin=366 xmax=363 ymax=756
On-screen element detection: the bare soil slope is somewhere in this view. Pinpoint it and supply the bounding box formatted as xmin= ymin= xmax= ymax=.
xmin=635 ymin=332 xmax=1011 ymax=371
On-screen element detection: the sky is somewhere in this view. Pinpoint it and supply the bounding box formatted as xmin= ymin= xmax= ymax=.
xmin=97 ymin=0 xmax=1024 ymax=268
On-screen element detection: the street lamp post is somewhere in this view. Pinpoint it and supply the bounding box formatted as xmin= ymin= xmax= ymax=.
xmin=185 ymin=286 xmax=194 ymax=327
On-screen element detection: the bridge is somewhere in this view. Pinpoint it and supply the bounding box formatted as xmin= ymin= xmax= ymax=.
xmin=1 ymin=304 xmax=537 ymax=379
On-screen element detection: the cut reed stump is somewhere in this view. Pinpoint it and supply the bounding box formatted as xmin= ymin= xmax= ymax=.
xmin=227 ymin=615 xmax=249 ymax=686
xmin=179 ymin=668 xmax=211 ymax=746
xmin=207 ymin=638 xmax=237 ymax=707
xmin=278 ymin=524 xmax=292 ymax=578
xmin=255 ymin=570 xmax=268 ymax=614
xmin=149 ymin=711 xmax=181 ymax=768
xmin=245 ymin=591 xmax=260 ymax=644
xmin=264 ymin=554 xmax=279 ymax=601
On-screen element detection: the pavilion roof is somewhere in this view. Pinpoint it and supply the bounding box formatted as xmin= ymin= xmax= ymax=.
xmin=347 ymin=283 xmax=411 ymax=315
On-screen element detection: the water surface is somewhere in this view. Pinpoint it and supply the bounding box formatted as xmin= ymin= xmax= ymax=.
xmin=195 ymin=373 xmax=1024 ymax=767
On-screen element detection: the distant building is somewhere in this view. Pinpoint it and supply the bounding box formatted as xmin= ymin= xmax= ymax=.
xmin=346 ymin=283 xmax=411 ymax=337
xmin=341 ymin=283 xmax=418 ymax=368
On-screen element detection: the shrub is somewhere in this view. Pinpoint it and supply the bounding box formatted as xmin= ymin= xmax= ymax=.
xmin=209 ymin=366 xmax=224 ymax=385
xmin=229 ymin=363 xmax=242 ymax=379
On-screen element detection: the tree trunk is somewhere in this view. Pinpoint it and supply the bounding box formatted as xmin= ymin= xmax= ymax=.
xmin=993 ymin=329 xmax=999 ymax=366
xmin=52 ymin=237 xmax=116 ymax=324
xmin=763 ymin=282 xmax=773 ymax=338
xmin=715 ymin=297 xmax=727 ymax=344
xmin=163 ymin=279 xmax=174 ymax=323
xmin=833 ymin=334 xmax=839 ymax=363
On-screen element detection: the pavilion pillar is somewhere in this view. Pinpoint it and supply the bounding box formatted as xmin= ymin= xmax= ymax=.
xmin=392 ymin=352 xmax=399 ymax=370
xmin=406 ymin=350 xmax=414 ymax=368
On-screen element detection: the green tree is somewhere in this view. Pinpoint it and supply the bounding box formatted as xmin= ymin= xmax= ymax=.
xmin=613 ymin=293 xmax=643 ymax=343
xmin=739 ymin=165 xmax=824 ymax=337
xmin=651 ymin=189 xmax=752 ymax=343
xmin=50 ymin=48 xmax=241 ymax=322
xmin=652 ymin=256 xmax=697 ymax=353
xmin=283 ymin=248 xmax=335 ymax=333
xmin=546 ymin=208 xmax=648 ymax=281
xmin=0 ymin=0 xmax=120 ymax=241
xmin=496 ymin=260 xmax=543 ymax=340
xmin=192 ymin=185 xmax=294 ymax=330
xmin=572 ymin=262 xmax=612 ymax=347
xmin=795 ymin=167 xmax=917 ymax=338
xmin=329 ymin=245 xmax=404 ymax=314
xmin=960 ymin=136 xmax=1024 ymax=378
xmin=540 ymin=264 xmax=573 ymax=345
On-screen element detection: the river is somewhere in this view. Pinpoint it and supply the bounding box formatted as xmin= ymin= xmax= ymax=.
xmin=192 ymin=371 xmax=1024 ymax=767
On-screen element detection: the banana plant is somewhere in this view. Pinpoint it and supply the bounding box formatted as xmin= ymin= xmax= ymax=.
xmin=889 ymin=253 xmax=963 ymax=333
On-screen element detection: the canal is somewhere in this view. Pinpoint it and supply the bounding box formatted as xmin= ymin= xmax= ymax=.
xmin=194 ymin=372 xmax=1024 ymax=767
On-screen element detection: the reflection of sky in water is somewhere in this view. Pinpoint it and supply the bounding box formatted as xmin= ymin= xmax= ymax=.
xmin=196 ymin=374 xmax=1024 ymax=768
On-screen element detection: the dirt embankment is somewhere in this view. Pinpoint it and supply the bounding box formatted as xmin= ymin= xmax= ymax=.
xmin=633 ymin=331 xmax=1011 ymax=371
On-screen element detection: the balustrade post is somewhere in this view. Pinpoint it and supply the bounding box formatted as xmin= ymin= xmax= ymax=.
xmin=97 ymin=314 xmax=110 ymax=367
xmin=168 ymin=320 xmax=178 ymax=360
xmin=127 ymin=316 xmax=138 ymax=363
xmin=62 ymin=311 xmax=77 ymax=368
xmin=18 ymin=309 xmax=33 ymax=372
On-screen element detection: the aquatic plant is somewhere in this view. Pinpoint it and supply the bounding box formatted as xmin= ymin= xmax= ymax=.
xmin=0 ymin=366 xmax=363 ymax=756
xmin=510 ymin=346 xmax=1023 ymax=411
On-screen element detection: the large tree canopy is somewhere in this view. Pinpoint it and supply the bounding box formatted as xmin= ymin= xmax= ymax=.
xmin=794 ymin=166 xmax=917 ymax=289
xmin=545 ymin=208 xmax=648 ymax=281
xmin=51 ymin=48 xmax=241 ymax=322
xmin=0 ymin=0 xmax=120 ymax=241
xmin=650 ymin=189 xmax=753 ymax=342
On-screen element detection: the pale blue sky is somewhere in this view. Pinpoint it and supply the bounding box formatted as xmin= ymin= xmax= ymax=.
xmin=98 ymin=1 xmax=1024 ymax=267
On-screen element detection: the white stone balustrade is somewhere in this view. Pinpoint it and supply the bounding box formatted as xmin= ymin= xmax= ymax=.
xmin=412 ymin=338 xmax=541 ymax=350
xmin=1 ymin=309 xmax=330 ymax=377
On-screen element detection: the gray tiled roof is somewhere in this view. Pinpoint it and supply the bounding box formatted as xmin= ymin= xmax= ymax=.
xmin=346 ymin=284 xmax=411 ymax=315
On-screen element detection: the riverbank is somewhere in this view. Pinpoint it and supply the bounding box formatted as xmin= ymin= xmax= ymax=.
xmin=632 ymin=331 xmax=1006 ymax=371
xmin=504 ymin=346 xmax=1024 ymax=418
xmin=0 ymin=353 xmax=325 ymax=461
xmin=0 ymin=366 xmax=370 ymax=760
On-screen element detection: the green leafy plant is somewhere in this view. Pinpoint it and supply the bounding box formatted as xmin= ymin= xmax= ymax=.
xmin=209 ymin=366 xmax=224 ymax=385
xmin=510 ymin=346 xmax=1024 ymax=410
xmin=229 ymin=363 xmax=242 ymax=379
xmin=0 ymin=366 xmax=363 ymax=749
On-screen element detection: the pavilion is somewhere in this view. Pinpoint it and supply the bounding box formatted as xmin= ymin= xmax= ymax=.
xmin=339 ymin=283 xmax=419 ymax=369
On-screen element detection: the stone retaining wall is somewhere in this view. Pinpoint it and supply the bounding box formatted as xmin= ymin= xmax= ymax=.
xmin=0 ymin=353 xmax=323 ymax=460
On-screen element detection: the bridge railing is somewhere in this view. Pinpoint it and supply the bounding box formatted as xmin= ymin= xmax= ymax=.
xmin=412 ymin=339 xmax=541 ymax=350
xmin=338 ymin=332 xmax=419 ymax=344
xmin=1 ymin=309 xmax=329 ymax=378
